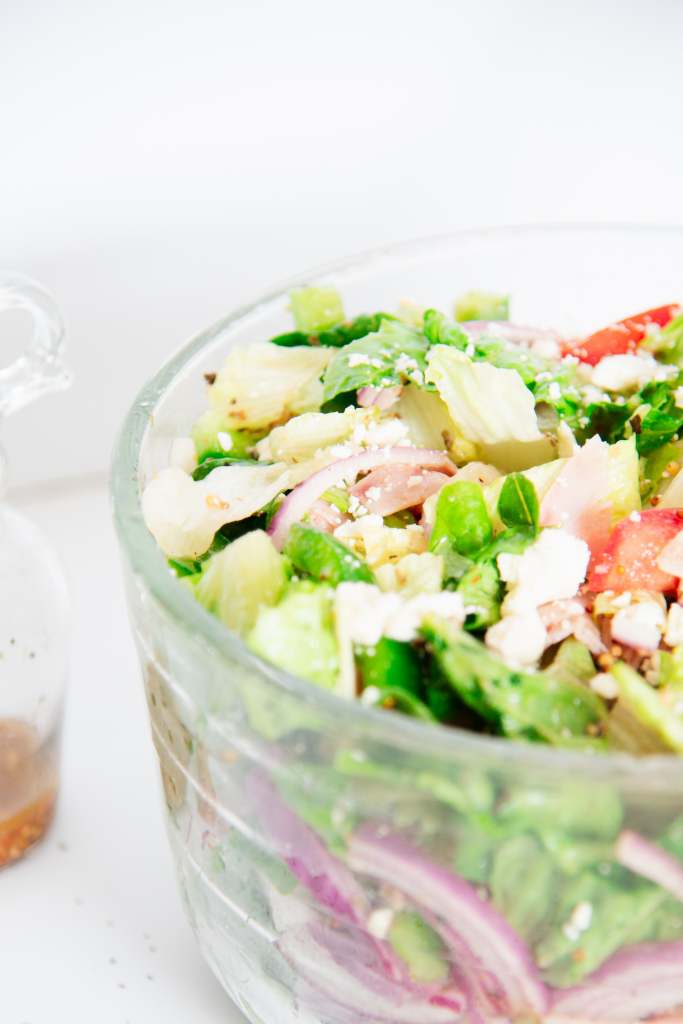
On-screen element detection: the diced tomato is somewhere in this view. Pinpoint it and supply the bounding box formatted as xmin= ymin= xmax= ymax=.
xmin=564 ymin=304 xmax=680 ymax=366
xmin=587 ymin=508 xmax=683 ymax=593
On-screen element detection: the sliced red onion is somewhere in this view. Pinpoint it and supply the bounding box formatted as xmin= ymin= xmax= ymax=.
xmin=267 ymin=882 xmax=466 ymax=1024
xmin=348 ymin=824 xmax=548 ymax=1019
xmin=550 ymin=941 xmax=683 ymax=1020
xmin=246 ymin=772 xmax=369 ymax=924
xmin=615 ymin=830 xmax=683 ymax=904
xmin=267 ymin=447 xmax=456 ymax=549
xmin=358 ymin=385 xmax=403 ymax=409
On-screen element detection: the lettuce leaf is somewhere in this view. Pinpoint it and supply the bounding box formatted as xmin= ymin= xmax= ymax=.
xmin=426 ymin=345 xmax=543 ymax=448
xmin=322 ymin=320 xmax=429 ymax=402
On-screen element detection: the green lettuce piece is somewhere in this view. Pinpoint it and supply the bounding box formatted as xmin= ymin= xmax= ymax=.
xmin=191 ymin=408 xmax=264 ymax=460
xmin=659 ymin=646 xmax=683 ymax=689
xmin=423 ymin=618 xmax=608 ymax=747
xmin=426 ymin=345 xmax=544 ymax=450
xmin=610 ymin=662 xmax=683 ymax=753
xmin=454 ymin=290 xmax=509 ymax=322
xmin=546 ymin=638 xmax=596 ymax=688
xmin=538 ymin=877 xmax=672 ymax=986
xmin=641 ymin=440 xmax=682 ymax=502
xmin=248 ymin=581 xmax=339 ymax=689
xmin=389 ymin=912 xmax=449 ymax=985
xmin=456 ymin=561 xmax=502 ymax=630
xmin=577 ymin=398 xmax=631 ymax=445
xmin=422 ymin=308 xmax=470 ymax=348
xmin=606 ymin=436 xmax=641 ymax=521
xmin=284 ymin=523 xmax=374 ymax=586
xmin=429 ymin=480 xmax=493 ymax=559
xmin=499 ymin=780 xmax=622 ymax=840
xmin=490 ymin=835 xmax=556 ymax=943
xmin=322 ymin=320 xmax=428 ymax=402
xmin=661 ymin=815 xmax=683 ymax=861
xmin=192 ymin=454 xmax=259 ymax=480
xmin=484 ymin=458 xmax=566 ymax=529
xmin=496 ymin=472 xmax=539 ymax=532
xmin=651 ymin=312 xmax=683 ymax=364
xmin=196 ymin=530 xmax=285 ymax=635
xmin=356 ymin=637 xmax=421 ymax=695
xmin=289 ymin=286 xmax=345 ymax=333
xmin=270 ymin=312 xmax=392 ymax=349
xmin=630 ymin=377 xmax=683 ymax=455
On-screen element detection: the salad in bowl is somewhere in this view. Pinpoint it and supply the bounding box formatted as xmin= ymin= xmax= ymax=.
xmin=115 ymin=228 xmax=683 ymax=1024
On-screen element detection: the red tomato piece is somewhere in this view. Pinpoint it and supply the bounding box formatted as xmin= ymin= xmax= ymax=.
xmin=564 ymin=304 xmax=680 ymax=366
xmin=588 ymin=508 xmax=683 ymax=593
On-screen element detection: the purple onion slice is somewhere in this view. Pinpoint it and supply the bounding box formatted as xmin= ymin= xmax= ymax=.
xmin=347 ymin=824 xmax=549 ymax=1019
xmin=550 ymin=941 xmax=683 ymax=1021
xmin=267 ymin=446 xmax=456 ymax=549
xmin=615 ymin=830 xmax=683 ymax=905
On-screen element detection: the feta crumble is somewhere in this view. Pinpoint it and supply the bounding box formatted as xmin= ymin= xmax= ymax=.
xmin=485 ymin=610 xmax=547 ymax=668
xmin=498 ymin=528 xmax=590 ymax=615
xmin=590 ymin=354 xmax=663 ymax=393
xmin=611 ymin=600 xmax=666 ymax=651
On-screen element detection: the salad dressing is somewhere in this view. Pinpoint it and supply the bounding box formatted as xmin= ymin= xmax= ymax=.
xmin=0 ymin=718 xmax=58 ymax=867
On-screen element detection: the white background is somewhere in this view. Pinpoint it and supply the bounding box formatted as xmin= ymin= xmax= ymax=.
xmin=2 ymin=1 xmax=683 ymax=1021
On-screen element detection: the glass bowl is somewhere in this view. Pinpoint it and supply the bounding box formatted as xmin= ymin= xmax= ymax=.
xmin=112 ymin=226 xmax=683 ymax=1024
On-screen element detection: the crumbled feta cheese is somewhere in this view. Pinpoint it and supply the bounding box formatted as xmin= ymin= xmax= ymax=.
xmin=348 ymin=353 xmax=371 ymax=367
xmin=170 ymin=437 xmax=198 ymax=474
xmin=547 ymin=381 xmax=561 ymax=401
xmin=657 ymin=529 xmax=683 ymax=578
xmin=334 ymin=581 xmax=465 ymax=646
xmin=217 ymin=431 xmax=233 ymax=452
xmin=334 ymin=516 xmax=427 ymax=567
xmin=590 ymin=672 xmax=619 ymax=700
xmin=665 ymin=602 xmax=683 ymax=647
xmin=675 ymin=387 xmax=683 ymax=410
xmin=485 ymin=610 xmax=547 ymax=667
xmin=395 ymin=353 xmax=418 ymax=373
xmin=375 ymin=552 xmax=444 ymax=595
xmin=611 ymin=600 xmax=666 ymax=651
xmin=351 ymin=416 xmax=411 ymax=450
xmin=563 ymin=901 xmax=594 ymax=942
xmin=367 ymin=907 xmax=395 ymax=940
xmin=530 ymin=337 xmax=562 ymax=360
xmin=498 ymin=528 xmax=590 ymax=615
xmin=590 ymin=354 xmax=661 ymax=393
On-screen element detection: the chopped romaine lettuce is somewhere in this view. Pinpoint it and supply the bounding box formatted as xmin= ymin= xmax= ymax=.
xmin=248 ymin=580 xmax=339 ymax=689
xmin=271 ymin=312 xmax=392 ymax=348
xmin=196 ymin=529 xmax=285 ymax=635
xmin=208 ymin=343 xmax=331 ymax=431
xmin=454 ymin=290 xmax=509 ymax=322
xmin=423 ymin=617 xmax=607 ymax=747
xmin=388 ymin=911 xmax=449 ymax=984
xmin=609 ymin=661 xmax=683 ymax=753
xmin=323 ymin=320 xmax=429 ymax=403
xmin=606 ymin=435 xmax=641 ymax=521
xmin=285 ymin=523 xmax=375 ymax=585
xmin=289 ymin=285 xmax=345 ymax=333
xmin=426 ymin=345 xmax=543 ymax=451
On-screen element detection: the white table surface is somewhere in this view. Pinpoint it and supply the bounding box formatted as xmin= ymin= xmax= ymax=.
xmin=2 ymin=477 xmax=245 ymax=1024
xmin=4 ymin=2 xmax=683 ymax=1020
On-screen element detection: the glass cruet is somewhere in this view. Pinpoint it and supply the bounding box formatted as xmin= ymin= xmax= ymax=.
xmin=0 ymin=272 xmax=71 ymax=867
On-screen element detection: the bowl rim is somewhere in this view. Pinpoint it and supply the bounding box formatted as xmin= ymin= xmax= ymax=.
xmin=111 ymin=222 xmax=683 ymax=785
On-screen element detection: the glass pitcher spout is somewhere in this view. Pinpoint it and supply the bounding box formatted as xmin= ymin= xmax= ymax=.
xmin=0 ymin=272 xmax=70 ymax=419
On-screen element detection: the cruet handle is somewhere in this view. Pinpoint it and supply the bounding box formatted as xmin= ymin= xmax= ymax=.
xmin=0 ymin=272 xmax=70 ymax=418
